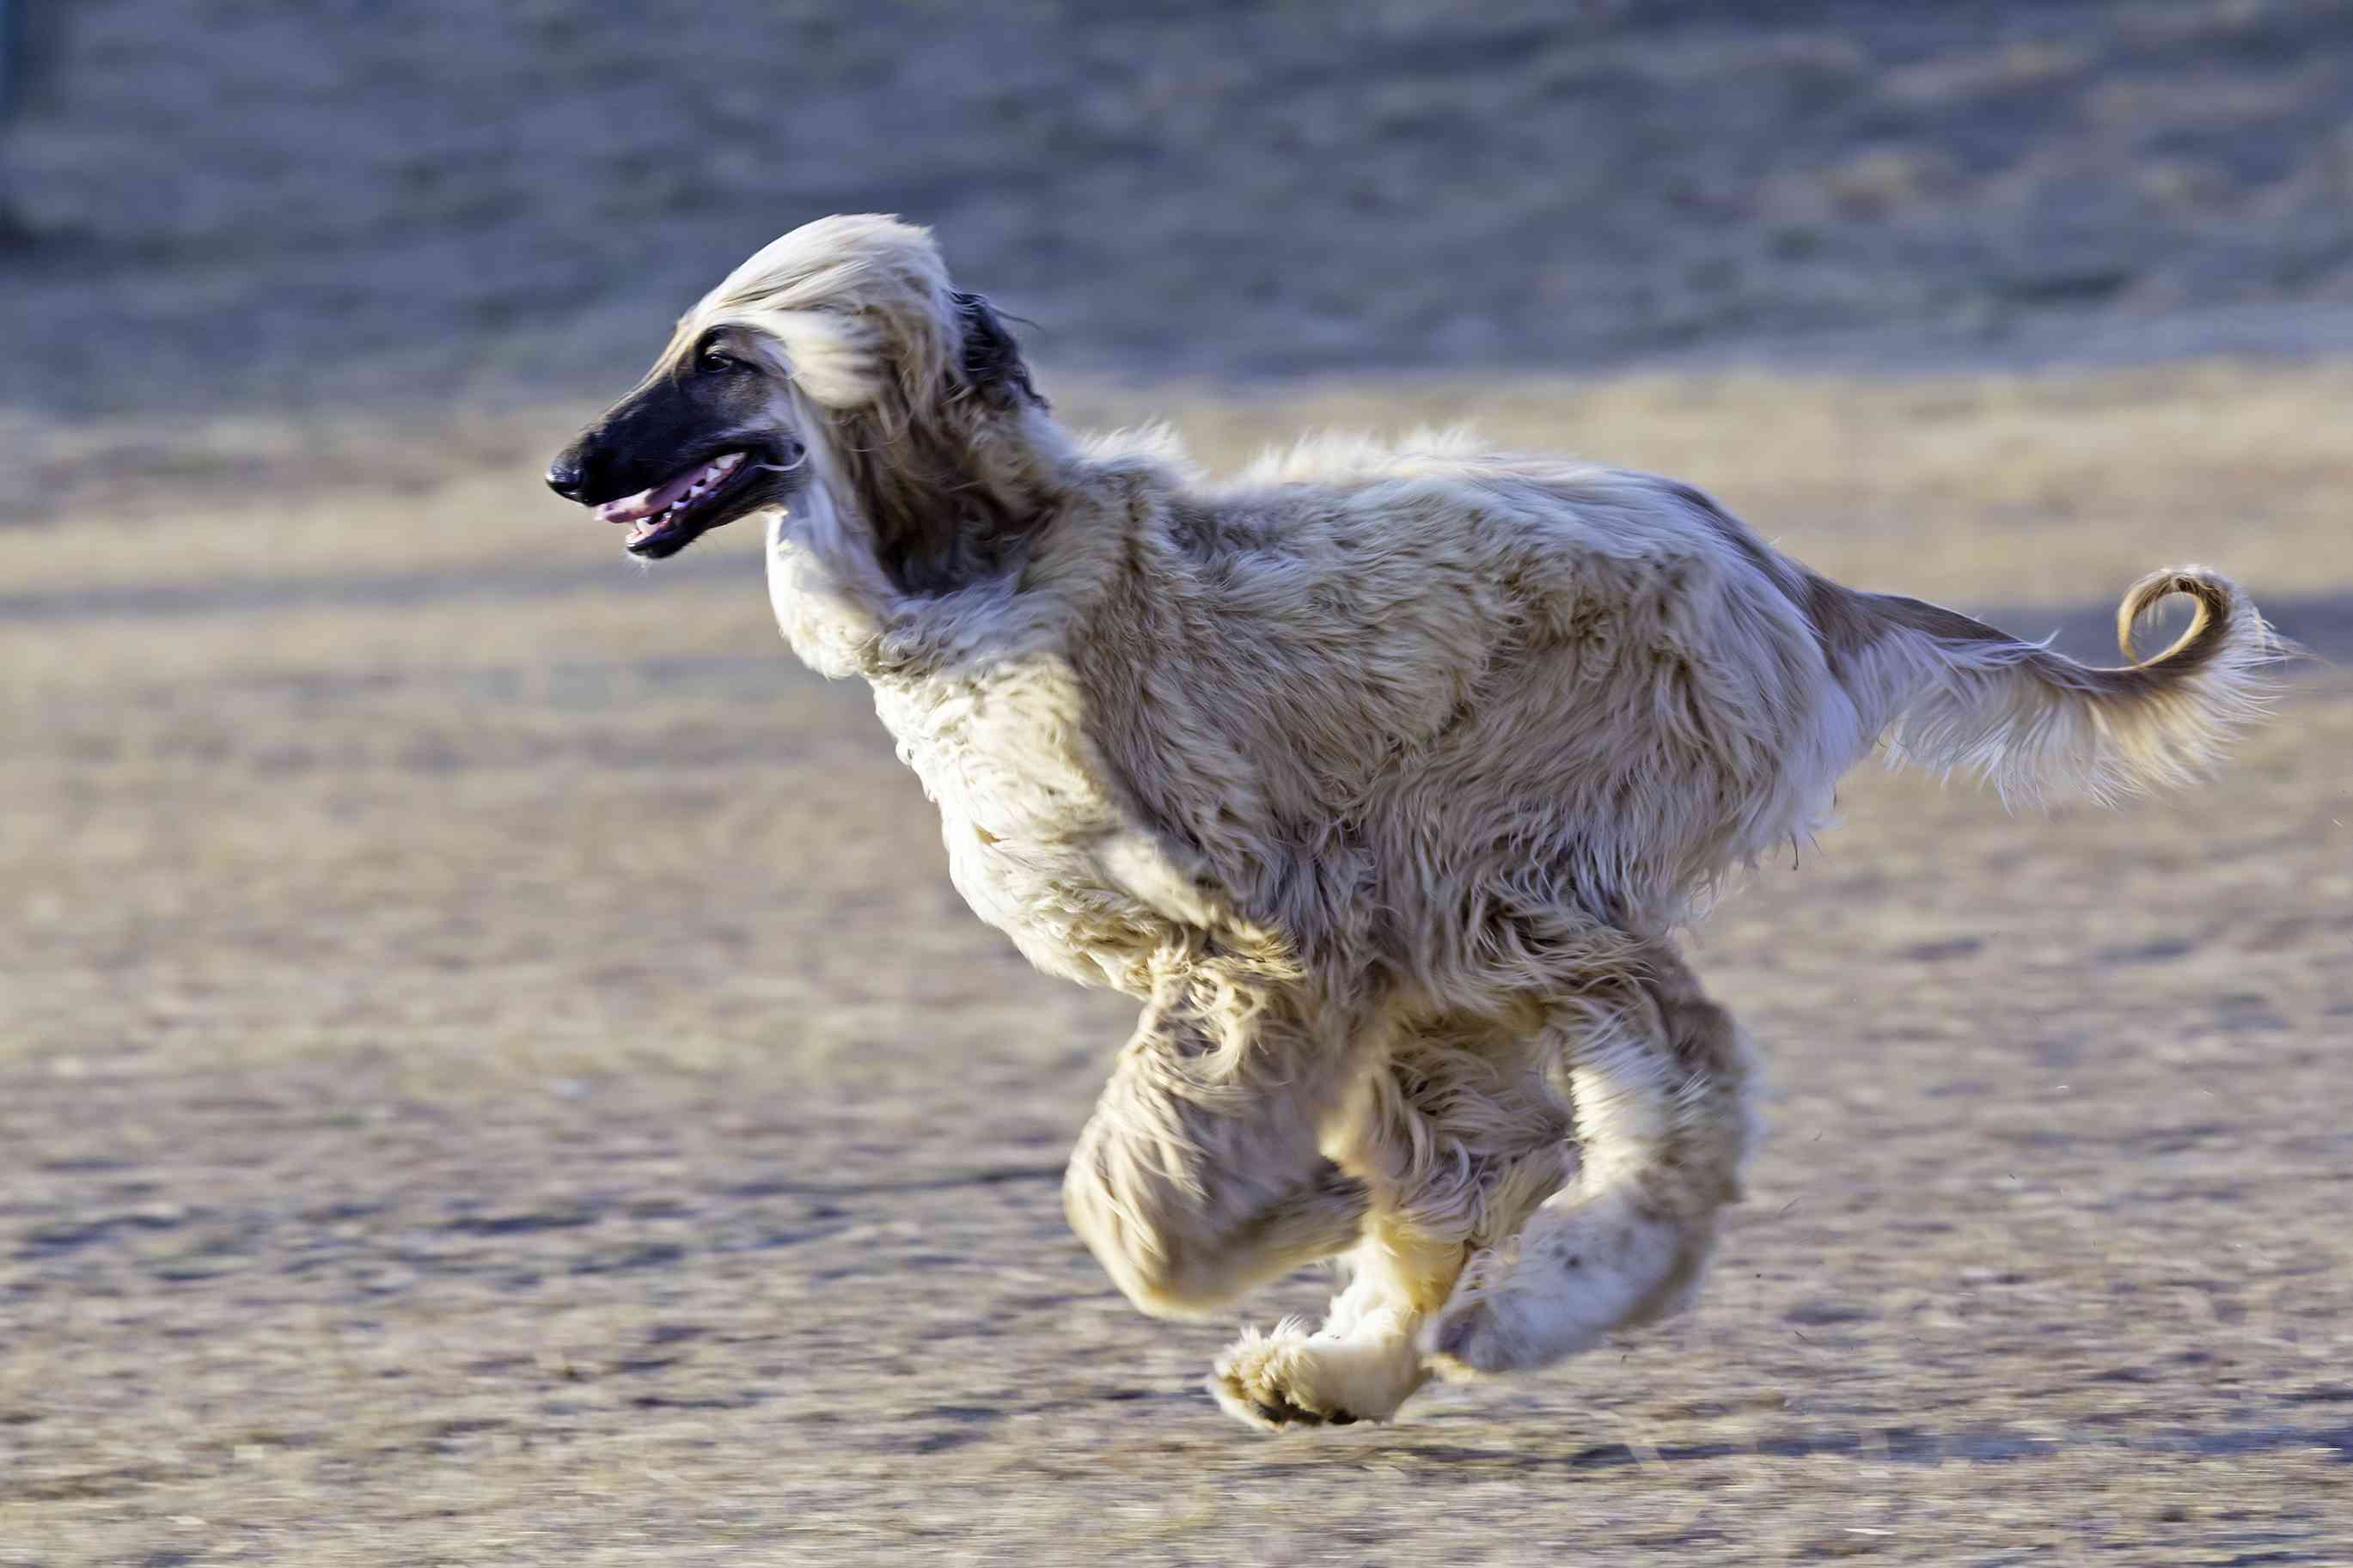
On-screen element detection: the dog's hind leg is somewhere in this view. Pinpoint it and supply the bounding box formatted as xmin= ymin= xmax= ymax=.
xmin=1421 ymin=950 xmax=1758 ymax=1376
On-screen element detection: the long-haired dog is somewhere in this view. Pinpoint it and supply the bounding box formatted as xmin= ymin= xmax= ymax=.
xmin=549 ymin=216 xmax=2278 ymax=1431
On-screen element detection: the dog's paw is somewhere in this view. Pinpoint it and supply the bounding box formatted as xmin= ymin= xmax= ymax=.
xmin=1210 ymin=1316 xmax=1436 ymax=1432
xmin=1209 ymin=1321 xmax=1368 ymax=1433
xmin=1419 ymin=1293 xmax=1520 ymax=1379
xmin=1211 ymin=1321 xmax=1360 ymax=1431
xmin=1422 ymin=1281 xmax=1610 ymax=1378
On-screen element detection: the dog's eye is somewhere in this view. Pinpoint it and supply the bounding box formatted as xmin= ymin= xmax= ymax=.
xmin=701 ymin=348 xmax=740 ymax=373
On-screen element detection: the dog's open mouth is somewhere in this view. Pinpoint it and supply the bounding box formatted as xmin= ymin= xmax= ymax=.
xmin=594 ymin=450 xmax=756 ymax=558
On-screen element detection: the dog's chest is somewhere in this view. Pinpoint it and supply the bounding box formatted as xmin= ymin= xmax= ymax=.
xmin=870 ymin=660 xmax=1194 ymax=993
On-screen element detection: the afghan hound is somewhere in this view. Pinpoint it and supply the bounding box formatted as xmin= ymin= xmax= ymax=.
xmin=547 ymin=215 xmax=2279 ymax=1431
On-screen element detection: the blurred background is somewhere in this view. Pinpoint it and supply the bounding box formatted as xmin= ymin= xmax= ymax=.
xmin=4 ymin=4 xmax=2350 ymax=1564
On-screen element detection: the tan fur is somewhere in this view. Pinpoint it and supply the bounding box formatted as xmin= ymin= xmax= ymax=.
xmin=639 ymin=216 xmax=2283 ymax=1430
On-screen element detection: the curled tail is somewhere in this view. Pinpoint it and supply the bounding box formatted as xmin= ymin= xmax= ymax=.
xmin=1837 ymin=567 xmax=2286 ymax=804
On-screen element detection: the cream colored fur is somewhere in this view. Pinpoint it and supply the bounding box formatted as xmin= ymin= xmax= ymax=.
xmin=648 ymin=216 xmax=2281 ymax=1431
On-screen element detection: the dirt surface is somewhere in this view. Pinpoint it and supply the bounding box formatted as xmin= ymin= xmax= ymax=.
xmin=9 ymin=4 xmax=2353 ymax=1558
xmin=3 ymin=369 xmax=2350 ymax=1565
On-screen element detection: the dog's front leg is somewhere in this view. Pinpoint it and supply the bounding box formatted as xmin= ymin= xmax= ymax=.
xmin=1208 ymin=1217 xmax=1466 ymax=1432
xmin=1063 ymin=979 xmax=1370 ymax=1325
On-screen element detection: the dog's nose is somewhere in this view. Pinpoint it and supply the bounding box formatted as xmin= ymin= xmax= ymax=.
xmin=546 ymin=450 xmax=589 ymax=501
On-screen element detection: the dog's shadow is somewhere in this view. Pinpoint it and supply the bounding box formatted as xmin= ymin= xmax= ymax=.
xmin=1382 ymin=1410 xmax=2352 ymax=1477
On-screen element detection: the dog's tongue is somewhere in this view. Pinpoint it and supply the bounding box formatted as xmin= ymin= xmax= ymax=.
xmin=594 ymin=465 xmax=702 ymax=525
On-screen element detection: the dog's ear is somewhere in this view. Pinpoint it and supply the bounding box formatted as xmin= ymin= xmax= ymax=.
xmin=951 ymin=290 xmax=1045 ymax=410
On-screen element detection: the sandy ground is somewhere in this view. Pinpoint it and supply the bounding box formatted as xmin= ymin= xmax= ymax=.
xmin=3 ymin=369 xmax=2350 ymax=1565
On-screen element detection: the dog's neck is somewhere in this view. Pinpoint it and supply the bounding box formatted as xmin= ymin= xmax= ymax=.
xmin=838 ymin=403 xmax=1065 ymax=599
xmin=765 ymin=402 xmax=1136 ymax=683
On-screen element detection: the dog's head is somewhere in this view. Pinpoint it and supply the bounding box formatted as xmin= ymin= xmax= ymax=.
xmin=547 ymin=215 xmax=1043 ymax=564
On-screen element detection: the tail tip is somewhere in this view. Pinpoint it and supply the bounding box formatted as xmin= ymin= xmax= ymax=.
xmin=2116 ymin=566 xmax=2247 ymax=667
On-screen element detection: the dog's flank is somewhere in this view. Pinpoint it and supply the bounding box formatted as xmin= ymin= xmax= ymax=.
xmin=550 ymin=215 xmax=2283 ymax=1432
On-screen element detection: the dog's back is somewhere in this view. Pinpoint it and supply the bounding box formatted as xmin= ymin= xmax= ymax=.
xmin=1048 ymin=433 xmax=2277 ymax=986
xmin=1063 ymin=440 xmax=1886 ymax=955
